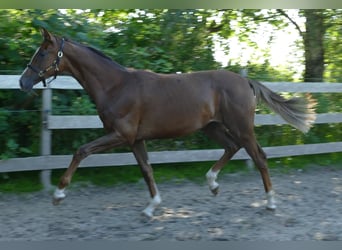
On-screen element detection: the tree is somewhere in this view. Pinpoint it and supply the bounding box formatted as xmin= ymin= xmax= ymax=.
xmin=301 ymin=10 xmax=325 ymax=82
xmin=277 ymin=9 xmax=342 ymax=82
xmin=276 ymin=9 xmax=326 ymax=82
xmin=211 ymin=9 xmax=341 ymax=82
xmin=100 ymin=9 xmax=220 ymax=73
xmin=321 ymin=9 xmax=342 ymax=82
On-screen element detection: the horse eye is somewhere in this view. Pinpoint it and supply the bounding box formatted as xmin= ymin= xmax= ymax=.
xmin=38 ymin=50 xmax=48 ymax=57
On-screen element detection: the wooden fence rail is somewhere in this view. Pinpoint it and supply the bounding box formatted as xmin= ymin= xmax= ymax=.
xmin=0 ymin=75 xmax=341 ymax=189
xmin=0 ymin=142 xmax=341 ymax=173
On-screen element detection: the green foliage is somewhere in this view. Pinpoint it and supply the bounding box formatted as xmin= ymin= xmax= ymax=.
xmin=323 ymin=10 xmax=342 ymax=82
xmin=0 ymin=171 xmax=42 ymax=193
xmin=0 ymin=91 xmax=39 ymax=159
xmin=226 ymin=61 xmax=294 ymax=82
xmin=102 ymin=9 xmax=219 ymax=72
xmin=52 ymin=90 xmax=97 ymax=115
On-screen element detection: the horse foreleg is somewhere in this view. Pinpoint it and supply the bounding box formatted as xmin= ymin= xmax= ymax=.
xmin=131 ymin=140 xmax=161 ymax=218
xmin=53 ymin=132 xmax=126 ymax=205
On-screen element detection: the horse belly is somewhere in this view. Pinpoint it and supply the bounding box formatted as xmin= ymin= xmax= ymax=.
xmin=137 ymin=102 xmax=217 ymax=140
xmin=137 ymin=117 xmax=194 ymax=140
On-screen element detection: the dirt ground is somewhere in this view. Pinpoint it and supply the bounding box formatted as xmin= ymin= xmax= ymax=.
xmin=0 ymin=166 xmax=341 ymax=241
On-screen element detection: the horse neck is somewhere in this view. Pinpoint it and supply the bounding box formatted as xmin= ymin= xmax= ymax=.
xmin=62 ymin=41 xmax=128 ymax=103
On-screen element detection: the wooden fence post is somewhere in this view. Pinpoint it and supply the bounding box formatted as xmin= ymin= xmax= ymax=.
xmin=40 ymin=86 xmax=53 ymax=190
xmin=240 ymin=67 xmax=254 ymax=171
xmin=240 ymin=68 xmax=248 ymax=78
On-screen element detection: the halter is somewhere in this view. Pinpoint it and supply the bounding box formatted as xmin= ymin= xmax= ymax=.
xmin=27 ymin=38 xmax=65 ymax=87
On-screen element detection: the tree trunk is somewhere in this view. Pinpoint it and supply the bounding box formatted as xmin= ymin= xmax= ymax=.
xmin=303 ymin=10 xmax=325 ymax=82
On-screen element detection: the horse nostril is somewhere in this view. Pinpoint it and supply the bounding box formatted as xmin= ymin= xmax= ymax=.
xmin=19 ymin=79 xmax=28 ymax=91
xmin=19 ymin=79 xmax=23 ymax=89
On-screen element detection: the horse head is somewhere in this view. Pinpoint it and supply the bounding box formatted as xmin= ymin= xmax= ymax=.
xmin=19 ymin=28 xmax=65 ymax=92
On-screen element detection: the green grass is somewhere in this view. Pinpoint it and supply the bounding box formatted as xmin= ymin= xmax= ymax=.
xmin=50 ymin=159 xmax=249 ymax=187
xmin=1 ymin=153 xmax=341 ymax=193
xmin=267 ymin=152 xmax=342 ymax=173
xmin=0 ymin=171 xmax=42 ymax=193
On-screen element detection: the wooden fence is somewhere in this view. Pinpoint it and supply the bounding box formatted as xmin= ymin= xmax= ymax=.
xmin=0 ymin=75 xmax=341 ymax=188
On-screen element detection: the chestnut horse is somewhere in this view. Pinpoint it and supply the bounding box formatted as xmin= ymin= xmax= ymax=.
xmin=19 ymin=28 xmax=316 ymax=217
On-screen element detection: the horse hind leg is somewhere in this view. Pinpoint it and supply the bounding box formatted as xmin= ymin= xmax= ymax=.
xmin=206 ymin=151 xmax=237 ymax=195
xmin=131 ymin=140 xmax=161 ymax=218
xmin=202 ymin=122 xmax=240 ymax=196
xmin=241 ymin=134 xmax=276 ymax=210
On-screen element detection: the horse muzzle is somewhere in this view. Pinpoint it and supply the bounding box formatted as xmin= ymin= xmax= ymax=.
xmin=19 ymin=75 xmax=35 ymax=92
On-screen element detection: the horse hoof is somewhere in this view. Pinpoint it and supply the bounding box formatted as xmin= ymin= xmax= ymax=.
xmin=52 ymin=188 xmax=66 ymax=206
xmin=141 ymin=209 xmax=154 ymax=218
xmin=211 ymin=186 xmax=219 ymax=196
xmin=52 ymin=197 xmax=64 ymax=206
xmin=266 ymin=204 xmax=277 ymax=211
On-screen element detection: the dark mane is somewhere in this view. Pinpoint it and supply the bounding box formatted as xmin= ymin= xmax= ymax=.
xmin=65 ymin=37 xmax=127 ymax=71
xmin=86 ymin=46 xmax=112 ymax=61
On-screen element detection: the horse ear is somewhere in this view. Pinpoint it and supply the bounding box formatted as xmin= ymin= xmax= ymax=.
xmin=40 ymin=27 xmax=53 ymax=43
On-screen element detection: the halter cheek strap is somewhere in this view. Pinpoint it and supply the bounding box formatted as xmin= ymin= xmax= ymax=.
xmin=27 ymin=38 xmax=65 ymax=87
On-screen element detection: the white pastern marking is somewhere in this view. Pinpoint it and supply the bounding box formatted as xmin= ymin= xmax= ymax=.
xmin=266 ymin=190 xmax=277 ymax=210
xmin=142 ymin=193 xmax=162 ymax=218
xmin=54 ymin=188 xmax=66 ymax=199
xmin=206 ymin=169 xmax=220 ymax=190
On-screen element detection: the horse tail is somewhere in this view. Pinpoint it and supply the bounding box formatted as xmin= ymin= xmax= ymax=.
xmin=248 ymin=79 xmax=317 ymax=133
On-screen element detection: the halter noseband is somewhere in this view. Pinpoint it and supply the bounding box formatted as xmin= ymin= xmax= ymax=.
xmin=27 ymin=38 xmax=65 ymax=87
